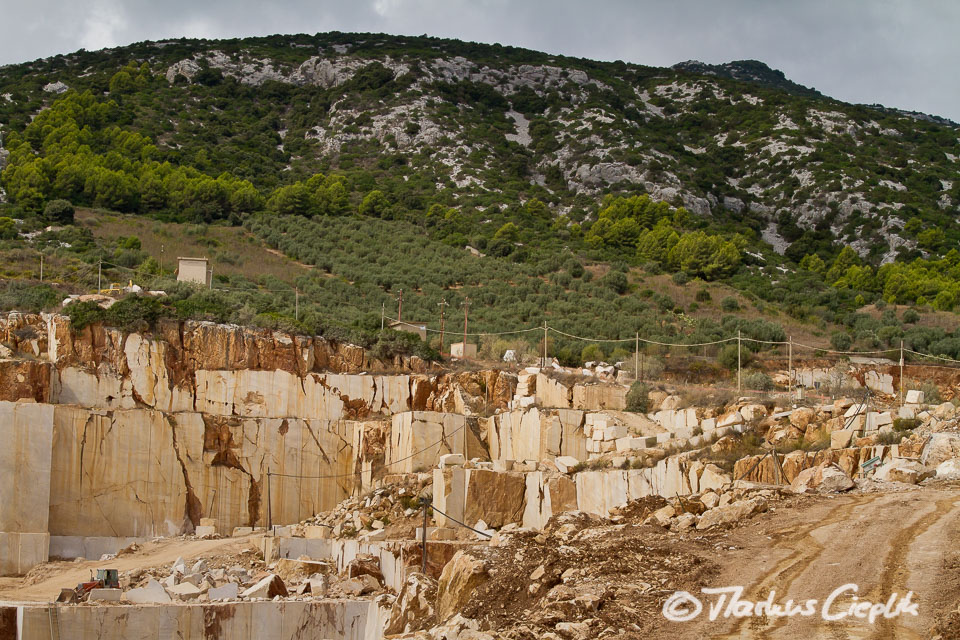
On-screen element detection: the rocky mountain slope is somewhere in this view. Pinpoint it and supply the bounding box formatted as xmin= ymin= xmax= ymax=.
xmin=1 ymin=32 xmax=958 ymax=262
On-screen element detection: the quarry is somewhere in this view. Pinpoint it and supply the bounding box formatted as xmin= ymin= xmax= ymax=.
xmin=1 ymin=310 xmax=960 ymax=639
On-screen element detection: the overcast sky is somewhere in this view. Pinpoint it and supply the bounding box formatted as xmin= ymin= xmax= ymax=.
xmin=2 ymin=0 xmax=957 ymax=121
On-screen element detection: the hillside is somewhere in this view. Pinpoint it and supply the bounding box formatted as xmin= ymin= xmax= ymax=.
xmin=2 ymin=32 xmax=960 ymax=364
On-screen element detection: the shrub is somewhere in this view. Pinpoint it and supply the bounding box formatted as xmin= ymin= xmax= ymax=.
xmin=893 ymin=418 xmax=919 ymax=432
xmin=902 ymin=309 xmax=920 ymax=324
xmin=718 ymin=343 xmax=752 ymax=370
xmin=720 ymin=296 xmax=739 ymax=312
xmin=626 ymin=381 xmax=650 ymax=413
xmin=742 ymin=371 xmax=774 ymax=391
xmin=695 ymin=288 xmax=711 ymax=302
xmin=672 ymin=271 xmax=690 ymax=285
xmin=43 ymin=199 xmax=75 ymax=225
xmin=64 ymin=300 xmax=107 ymax=330
xmin=0 ymin=217 xmax=17 ymax=240
xmin=829 ymin=331 xmax=853 ymax=351
xmin=877 ymin=431 xmax=905 ymax=446
xmin=581 ymin=343 xmax=606 ymax=363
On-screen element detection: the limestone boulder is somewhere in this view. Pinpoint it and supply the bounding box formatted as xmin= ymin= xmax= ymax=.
xmin=240 ymin=573 xmax=287 ymax=599
xmin=698 ymin=464 xmax=731 ymax=492
xmin=921 ymin=433 xmax=960 ymax=467
xmin=814 ymin=463 xmax=855 ymax=493
xmin=874 ymin=459 xmax=934 ymax=485
xmin=766 ymin=425 xmax=803 ymax=446
xmin=789 ymin=467 xmax=818 ymax=493
xmin=718 ymin=411 xmax=744 ymax=427
xmin=208 ymin=582 xmax=239 ymax=600
xmin=933 ymin=403 xmax=957 ymax=420
xmin=554 ymin=456 xmax=580 ymax=474
xmin=740 ymin=403 xmax=767 ymax=422
xmin=700 ymin=491 xmax=720 ymax=509
xmin=436 ymin=550 xmax=490 ymax=622
xmin=696 ymin=497 xmax=767 ymax=530
xmin=385 ymin=572 xmax=438 ymax=635
xmin=936 ymin=458 xmax=960 ymax=477
xmin=341 ymin=574 xmax=380 ymax=596
xmin=345 ymin=555 xmax=384 ymax=585
xmin=830 ymin=429 xmax=854 ymax=449
xmin=125 ymin=579 xmax=171 ymax=604
xmin=660 ymin=395 xmax=682 ymax=411
xmin=789 ymin=407 xmax=816 ymax=429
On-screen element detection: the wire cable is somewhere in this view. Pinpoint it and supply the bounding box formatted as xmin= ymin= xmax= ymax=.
xmin=428 ymin=503 xmax=493 ymax=538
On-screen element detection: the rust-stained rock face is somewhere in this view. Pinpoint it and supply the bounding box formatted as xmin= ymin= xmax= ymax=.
xmin=734 ymin=444 xmax=907 ymax=484
xmin=0 ymin=360 xmax=53 ymax=402
xmin=462 ymin=469 xmax=527 ymax=529
xmin=435 ymin=550 xmax=491 ymax=623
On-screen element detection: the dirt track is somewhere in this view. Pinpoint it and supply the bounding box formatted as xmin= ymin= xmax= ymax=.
xmin=662 ymin=485 xmax=960 ymax=639
xmin=0 ymin=535 xmax=256 ymax=603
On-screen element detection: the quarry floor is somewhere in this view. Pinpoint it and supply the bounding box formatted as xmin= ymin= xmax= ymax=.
xmin=2 ymin=485 xmax=959 ymax=640
xmin=0 ymin=534 xmax=256 ymax=602
xmin=663 ymin=483 xmax=960 ymax=640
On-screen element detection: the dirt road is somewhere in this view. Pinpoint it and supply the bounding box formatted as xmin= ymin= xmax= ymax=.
xmin=0 ymin=535 xmax=257 ymax=603
xmin=662 ymin=484 xmax=960 ymax=639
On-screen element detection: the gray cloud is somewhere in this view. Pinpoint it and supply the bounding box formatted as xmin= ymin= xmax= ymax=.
xmin=2 ymin=0 xmax=957 ymax=121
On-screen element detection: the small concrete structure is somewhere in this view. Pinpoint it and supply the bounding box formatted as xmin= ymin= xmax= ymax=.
xmin=176 ymin=257 xmax=211 ymax=287
xmin=387 ymin=320 xmax=427 ymax=341
xmin=450 ymin=342 xmax=478 ymax=359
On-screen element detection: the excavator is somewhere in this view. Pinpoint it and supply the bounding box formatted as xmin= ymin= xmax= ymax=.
xmin=56 ymin=569 xmax=119 ymax=603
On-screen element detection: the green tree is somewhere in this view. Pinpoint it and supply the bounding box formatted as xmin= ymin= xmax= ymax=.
xmin=43 ymin=199 xmax=75 ymax=225
xmin=359 ymin=190 xmax=389 ymax=217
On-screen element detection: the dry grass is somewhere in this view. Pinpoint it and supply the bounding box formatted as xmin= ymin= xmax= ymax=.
xmin=76 ymin=209 xmax=311 ymax=285
xmin=627 ymin=271 xmax=834 ymax=345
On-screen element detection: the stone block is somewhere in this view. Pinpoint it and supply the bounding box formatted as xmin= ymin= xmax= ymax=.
xmin=905 ymin=389 xmax=924 ymax=405
xmin=830 ymin=429 xmax=854 ymax=449
xmin=195 ymin=526 xmax=217 ymax=538
xmin=554 ymin=456 xmax=581 ymax=474
xmin=438 ymin=453 xmax=465 ymax=469
xmin=208 ymin=582 xmax=240 ymax=600
xmin=700 ymin=418 xmax=717 ymax=431
xmin=844 ymin=403 xmax=866 ymax=419
xmin=602 ymin=424 xmax=628 ymax=441
xmin=88 ymin=588 xmax=122 ymax=602
xmin=167 ymin=582 xmax=202 ymax=600
xmin=304 ymin=525 xmax=331 ymax=539
xmin=718 ymin=411 xmax=743 ymax=427
xmin=898 ymin=406 xmax=916 ymax=420
xmin=241 ymin=573 xmax=288 ymax=599
xmin=125 ymin=579 xmax=172 ymax=604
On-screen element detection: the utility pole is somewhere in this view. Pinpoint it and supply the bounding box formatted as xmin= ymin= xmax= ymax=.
xmin=438 ymin=298 xmax=447 ymax=356
xmin=420 ymin=497 xmax=429 ymax=574
xmin=294 ymin=287 xmax=299 ymax=321
xmin=397 ymin=289 xmax=403 ymax=322
xmin=97 ymin=259 xmax=102 ymax=293
xmin=160 ymin=244 xmax=164 ymax=275
xmin=266 ymin=469 xmax=273 ymax=532
xmin=635 ymin=332 xmax=639 ymax=380
xmin=381 ymin=302 xmax=385 ymax=330
xmin=788 ymin=336 xmax=793 ymax=400
xmin=737 ymin=330 xmax=742 ymax=394
xmin=39 ymin=253 xmax=43 ymax=282
xmin=462 ymin=297 xmax=470 ymax=356
xmin=542 ymin=320 xmax=548 ymax=366
xmin=900 ymin=339 xmax=905 ymax=407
